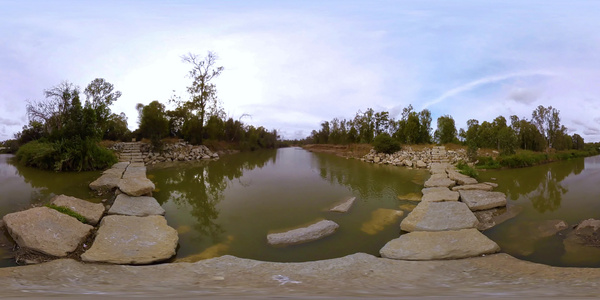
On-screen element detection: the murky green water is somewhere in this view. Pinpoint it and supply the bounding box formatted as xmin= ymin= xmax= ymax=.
xmin=148 ymin=147 xmax=426 ymax=262
xmin=2 ymin=150 xmax=600 ymax=267
xmin=480 ymin=155 xmax=600 ymax=267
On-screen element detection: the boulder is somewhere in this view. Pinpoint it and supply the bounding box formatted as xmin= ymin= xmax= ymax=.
xmin=415 ymin=160 xmax=427 ymax=168
xmin=566 ymin=219 xmax=600 ymax=247
xmin=447 ymin=170 xmax=478 ymax=185
xmin=400 ymin=201 xmax=478 ymax=232
xmin=329 ymin=197 xmax=357 ymax=213
xmin=562 ymin=220 xmax=600 ymax=265
xmin=451 ymin=183 xmax=494 ymax=192
xmin=361 ymin=209 xmax=404 ymax=235
xmin=267 ymin=220 xmax=339 ymax=246
xmin=421 ymin=187 xmax=459 ymax=202
xmin=423 ymin=174 xmax=456 ymax=188
xmin=108 ymin=194 xmax=165 ymax=216
xmin=458 ymin=190 xmax=507 ymax=211
xmin=483 ymin=182 xmax=499 ymax=188
xmin=473 ymin=206 xmax=523 ymax=231
xmin=51 ymin=195 xmax=105 ymax=225
xmin=81 ymin=215 xmax=178 ymax=264
xmin=380 ymin=229 xmax=500 ymax=260
xmin=118 ymin=177 xmax=155 ymax=197
xmin=89 ymin=174 xmax=121 ymax=192
xmin=2 ymin=207 xmax=93 ymax=257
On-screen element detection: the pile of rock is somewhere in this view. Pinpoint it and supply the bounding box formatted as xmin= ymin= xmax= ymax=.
xmin=380 ymin=162 xmax=509 ymax=260
xmin=362 ymin=146 xmax=468 ymax=168
xmin=110 ymin=141 xmax=219 ymax=165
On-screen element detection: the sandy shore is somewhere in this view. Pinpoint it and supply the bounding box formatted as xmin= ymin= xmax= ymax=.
xmin=0 ymin=253 xmax=598 ymax=299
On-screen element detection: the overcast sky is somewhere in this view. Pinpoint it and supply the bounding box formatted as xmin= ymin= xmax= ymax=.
xmin=2 ymin=0 xmax=600 ymax=142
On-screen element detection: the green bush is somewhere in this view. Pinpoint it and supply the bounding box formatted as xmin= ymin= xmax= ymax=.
xmin=16 ymin=139 xmax=116 ymax=171
xmin=372 ymin=133 xmax=401 ymax=154
xmin=456 ymin=160 xmax=479 ymax=179
xmin=497 ymin=151 xmax=548 ymax=168
xmin=475 ymin=156 xmax=500 ymax=169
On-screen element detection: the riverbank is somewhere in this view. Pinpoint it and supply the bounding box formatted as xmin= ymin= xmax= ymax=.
xmin=0 ymin=253 xmax=598 ymax=298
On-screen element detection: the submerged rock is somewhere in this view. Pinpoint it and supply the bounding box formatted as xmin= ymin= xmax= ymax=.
xmin=400 ymin=201 xmax=478 ymax=232
xmin=81 ymin=215 xmax=178 ymax=264
xmin=51 ymin=195 xmax=105 ymax=226
xmin=473 ymin=206 xmax=523 ymax=231
xmin=397 ymin=192 xmax=422 ymax=202
xmin=562 ymin=220 xmax=600 ymax=265
xmin=108 ymin=194 xmax=165 ymax=217
xmin=501 ymin=219 xmax=569 ymax=256
xmin=380 ymin=229 xmax=500 ymax=260
xmin=329 ymin=197 xmax=356 ymax=213
xmin=361 ymin=209 xmax=404 ymax=235
xmin=176 ymin=236 xmax=234 ymax=262
xmin=2 ymin=207 xmax=93 ymax=257
xmin=458 ymin=190 xmax=507 ymax=211
xmin=267 ymin=220 xmax=339 ymax=246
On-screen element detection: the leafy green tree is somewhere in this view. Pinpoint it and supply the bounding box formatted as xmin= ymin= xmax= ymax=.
xmin=417 ymin=109 xmax=432 ymax=143
xmin=172 ymin=51 xmax=224 ymax=145
xmin=372 ymin=133 xmax=400 ymax=154
xmin=84 ymin=78 xmax=122 ymax=133
xmin=572 ymin=134 xmax=584 ymax=150
xmin=139 ymin=101 xmax=169 ymax=141
xmin=104 ymin=112 xmax=130 ymax=141
xmin=434 ymin=115 xmax=458 ymax=144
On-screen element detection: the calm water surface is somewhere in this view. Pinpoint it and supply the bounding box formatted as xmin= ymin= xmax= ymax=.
xmin=2 ymin=150 xmax=600 ymax=267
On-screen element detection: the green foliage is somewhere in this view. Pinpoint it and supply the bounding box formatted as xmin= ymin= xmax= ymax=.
xmin=475 ymin=156 xmax=501 ymax=169
xmin=456 ymin=161 xmax=479 ymax=179
xmin=138 ymin=100 xmax=169 ymax=141
xmin=372 ymin=133 xmax=401 ymax=154
xmin=434 ymin=115 xmax=458 ymax=144
xmin=16 ymin=139 xmax=117 ymax=171
xmin=45 ymin=204 xmax=87 ymax=223
xmin=497 ymin=151 xmax=549 ymax=168
xmin=16 ymin=140 xmax=58 ymax=170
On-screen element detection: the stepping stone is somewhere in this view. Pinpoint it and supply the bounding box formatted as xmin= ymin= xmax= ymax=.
xmin=267 ymin=220 xmax=339 ymax=246
xmin=400 ymin=201 xmax=478 ymax=232
xmin=89 ymin=174 xmax=121 ymax=192
xmin=421 ymin=187 xmax=459 ymax=202
xmin=118 ymin=177 xmax=155 ymax=197
xmin=2 ymin=207 xmax=93 ymax=257
xmin=473 ymin=205 xmax=523 ymax=231
xmin=108 ymin=194 xmax=165 ymax=216
xmin=111 ymin=162 xmax=130 ymax=169
xmin=459 ymin=190 xmax=507 ymax=211
xmin=451 ymin=183 xmax=494 ymax=192
xmin=122 ymin=166 xmax=147 ymax=179
xmin=81 ymin=215 xmax=178 ymax=264
xmin=102 ymin=168 xmax=125 ymax=177
xmin=429 ymin=163 xmax=450 ymax=175
xmin=447 ymin=170 xmax=478 ymax=185
xmin=380 ymin=228 xmax=500 ymax=260
xmin=51 ymin=194 xmax=105 ymax=225
xmin=361 ymin=209 xmax=404 ymax=235
xmin=424 ymin=174 xmax=456 ymax=188
xmin=329 ymin=197 xmax=356 ymax=213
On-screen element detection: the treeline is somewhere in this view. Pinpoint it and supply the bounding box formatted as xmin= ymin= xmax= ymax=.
xmin=134 ymin=100 xmax=280 ymax=151
xmin=306 ymin=104 xmax=591 ymax=158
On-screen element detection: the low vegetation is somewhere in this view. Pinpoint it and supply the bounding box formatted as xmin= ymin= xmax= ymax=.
xmin=45 ymin=204 xmax=87 ymax=223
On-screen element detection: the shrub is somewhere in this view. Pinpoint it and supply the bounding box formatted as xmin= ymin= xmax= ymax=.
xmin=456 ymin=160 xmax=479 ymax=179
xmin=475 ymin=156 xmax=500 ymax=169
xmin=16 ymin=138 xmax=116 ymax=171
xmin=372 ymin=133 xmax=401 ymax=154
xmin=16 ymin=141 xmax=58 ymax=170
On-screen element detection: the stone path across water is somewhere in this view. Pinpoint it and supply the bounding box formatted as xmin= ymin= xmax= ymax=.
xmin=381 ymin=149 xmax=508 ymax=261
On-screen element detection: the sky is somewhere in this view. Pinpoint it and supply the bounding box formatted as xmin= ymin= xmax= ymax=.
xmin=1 ymin=0 xmax=600 ymax=142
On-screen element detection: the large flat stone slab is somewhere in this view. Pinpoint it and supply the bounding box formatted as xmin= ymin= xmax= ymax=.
xmin=447 ymin=170 xmax=478 ymax=185
xmin=89 ymin=174 xmax=121 ymax=192
xmin=451 ymin=183 xmax=494 ymax=191
xmin=267 ymin=220 xmax=339 ymax=246
xmin=421 ymin=187 xmax=459 ymax=202
xmin=81 ymin=215 xmax=178 ymax=264
xmin=429 ymin=163 xmax=450 ymax=175
xmin=329 ymin=197 xmax=356 ymax=213
xmin=118 ymin=177 xmax=155 ymax=197
xmin=400 ymin=201 xmax=478 ymax=232
xmin=122 ymin=166 xmax=147 ymax=179
xmin=108 ymin=194 xmax=165 ymax=216
xmin=51 ymin=195 xmax=105 ymax=225
xmin=473 ymin=206 xmax=523 ymax=231
xmin=2 ymin=207 xmax=93 ymax=257
xmin=459 ymin=190 xmax=507 ymax=211
xmin=423 ymin=174 xmax=456 ymax=188
xmin=380 ymin=228 xmax=500 ymax=260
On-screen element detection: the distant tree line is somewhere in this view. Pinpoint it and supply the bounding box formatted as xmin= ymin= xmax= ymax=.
xmin=306 ymin=104 xmax=587 ymax=156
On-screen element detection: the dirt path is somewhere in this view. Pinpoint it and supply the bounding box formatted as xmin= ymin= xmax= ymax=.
xmin=0 ymin=253 xmax=598 ymax=299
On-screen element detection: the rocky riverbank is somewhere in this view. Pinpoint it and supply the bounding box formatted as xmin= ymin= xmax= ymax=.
xmin=110 ymin=141 xmax=221 ymax=165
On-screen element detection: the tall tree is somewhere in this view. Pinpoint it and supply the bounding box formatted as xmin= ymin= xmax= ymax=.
xmin=434 ymin=115 xmax=458 ymax=144
xmin=174 ymin=51 xmax=224 ymax=144
xmin=83 ymin=78 xmax=122 ymax=133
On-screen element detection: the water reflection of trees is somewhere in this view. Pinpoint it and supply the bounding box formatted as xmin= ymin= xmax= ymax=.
xmin=502 ymin=159 xmax=584 ymax=213
xmin=155 ymin=150 xmax=276 ymax=241
xmin=311 ymin=153 xmax=425 ymax=200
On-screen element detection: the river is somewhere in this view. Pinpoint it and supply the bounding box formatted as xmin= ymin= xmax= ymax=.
xmin=1 ymin=149 xmax=599 ymax=267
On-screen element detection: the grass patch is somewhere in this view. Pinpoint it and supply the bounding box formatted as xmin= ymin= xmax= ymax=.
xmin=456 ymin=161 xmax=479 ymax=179
xmin=45 ymin=204 xmax=87 ymax=223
